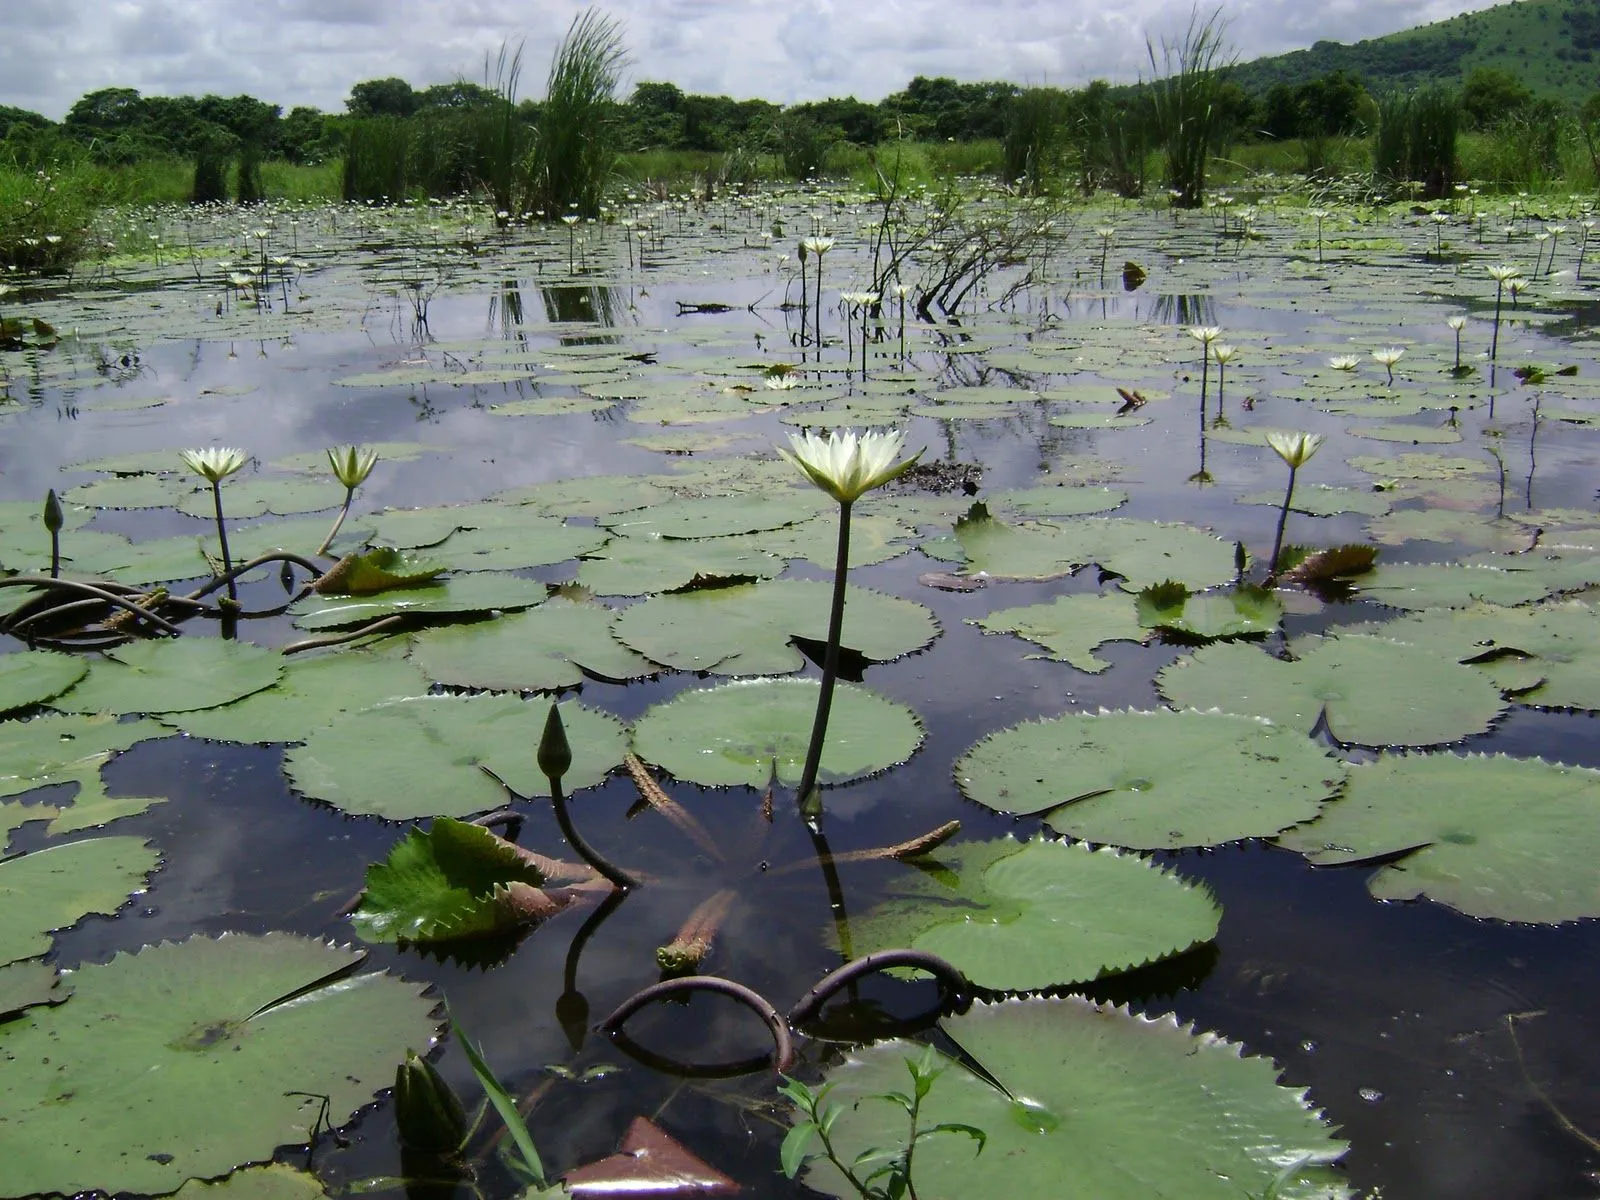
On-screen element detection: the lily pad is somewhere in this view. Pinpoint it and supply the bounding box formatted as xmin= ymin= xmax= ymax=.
xmin=599 ymin=493 xmax=826 ymax=539
xmin=0 ymin=650 xmax=88 ymax=715
xmin=955 ymin=709 xmax=1341 ymax=849
xmin=289 ymin=572 xmax=550 ymax=630
xmin=50 ymin=638 xmax=285 ymax=716
xmin=351 ymin=816 xmax=597 ymax=943
xmin=176 ymin=477 xmax=343 ymax=520
xmin=631 ymin=678 xmax=922 ymax=789
xmin=0 ymin=933 xmax=437 ymax=1197
xmin=801 ymin=998 xmax=1349 ymax=1200
xmin=851 ymin=836 xmax=1220 ymax=992
xmin=1355 ymin=562 xmax=1554 ymax=610
xmin=313 ymin=547 xmax=446 ymax=595
xmin=0 ymin=836 xmax=161 ymax=967
xmin=0 ymin=713 xmax=170 ymax=806
xmin=1279 ymin=753 xmax=1600 ymax=922
xmin=410 ymin=597 xmax=657 ymax=692
xmin=0 ymin=959 xmax=67 ymax=1018
xmin=285 ymin=696 xmax=627 ymax=819
xmin=1136 ymin=581 xmax=1283 ymax=640
xmin=162 ymin=646 xmax=432 ymax=744
xmin=1157 ymin=635 xmax=1508 ymax=747
xmin=612 ymin=580 xmax=939 ymax=675
xmin=968 ymin=593 xmax=1146 ymax=673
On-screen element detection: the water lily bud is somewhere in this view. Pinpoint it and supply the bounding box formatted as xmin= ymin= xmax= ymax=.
xmin=42 ymin=488 xmax=63 ymax=534
xmin=538 ymin=703 xmax=571 ymax=781
xmin=393 ymin=1049 xmax=467 ymax=1156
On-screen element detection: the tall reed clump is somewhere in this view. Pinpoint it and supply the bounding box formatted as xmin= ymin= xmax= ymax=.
xmin=475 ymin=41 xmax=533 ymax=215
xmin=1146 ymin=7 xmax=1234 ymax=209
xmin=1373 ymin=86 xmax=1458 ymax=200
xmin=1003 ymin=87 xmax=1069 ymax=194
xmin=235 ymin=142 xmax=264 ymax=204
xmin=341 ymin=117 xmax=414 ymax=203
xmin=191 ymin=134 xmax=231 ymax=205
xmin=528 ymin=9 xmax=627 ymax=218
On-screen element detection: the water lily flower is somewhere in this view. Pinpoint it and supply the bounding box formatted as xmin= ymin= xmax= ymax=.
xmin=800 ymin=236 xmax=835 ymax=256
xmin=1327 ymin=355 xmax=1360 ymax=371
xmin=1445 ymin=315 xmax=1467 ymax=331
xmin=1372 ymin=346 xmax=1405 ymax=386
xmin=1265 ymin=430 xmax=1324 ymax=469
xmin=1187 ymin=325 xmax=1222 ymax=346
xmin=179 ymin=447 xmax=248 ymax=483
xmin=1210 ymin=343 xmax=1236 ymax=365
xmin=327 ymin=445 xmax=379 ymax=489
xmin=778 ymin=428 xmax=920 ymax=505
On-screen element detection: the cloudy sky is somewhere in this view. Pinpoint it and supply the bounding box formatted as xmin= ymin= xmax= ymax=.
xmin=3 ymin=0 xmax=1508 ymax=119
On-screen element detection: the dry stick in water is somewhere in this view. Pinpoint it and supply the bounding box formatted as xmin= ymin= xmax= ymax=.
xmin=623 ymin=753 xmax=723 ymax=862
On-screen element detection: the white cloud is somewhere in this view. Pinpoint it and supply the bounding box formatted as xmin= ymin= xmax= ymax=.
xmin=0 ymin=0 xmax=1510 ymax=119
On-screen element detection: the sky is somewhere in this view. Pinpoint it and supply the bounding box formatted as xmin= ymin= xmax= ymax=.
xmin=1 ymin=0 xmax=1512 ymax=120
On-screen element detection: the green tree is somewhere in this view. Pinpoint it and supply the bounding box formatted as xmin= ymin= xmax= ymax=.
xmin=1459 ymin=66 xmax=1532 ymax=130
xmin=346 ymin=78 xmax=418 ymax=117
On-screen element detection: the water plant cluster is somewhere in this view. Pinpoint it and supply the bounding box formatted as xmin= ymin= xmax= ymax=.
xmin=1 ymin=160 xmax=1599 ymax=1200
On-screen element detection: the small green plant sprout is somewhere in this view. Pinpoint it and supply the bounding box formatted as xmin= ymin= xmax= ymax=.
xmin=1486 ymin=263 xmax=1521 ymax=361
xmin=318 ymin=445 xmax=379 ymax=556
xmin=1372 ymin=346 xmax=1405 ymax=386
xmin=1188 ymin=325 xmax=1222 ymax=420
xmin=1264 ymin=431 xmax=1324 ymax=582
xmin=42 ymin=488 xmax=63 ymax=579
xmin=179 ymin=447 xmax=248 ymax=601
xmin=452 ymin=1018 xmax=547 ymax=1187
xmin=779 ymin=1047 xmax=985 ymax=1198
xmin=778 ymin=428 xmax=920 ymax=822
xmin=1210 ymin=343 xmax=1236 ymax=412
xmin=1446 ymin=314 xmax=1468 ymax=373
xmin=1327 ymin=354 xmax=1360 ymax=372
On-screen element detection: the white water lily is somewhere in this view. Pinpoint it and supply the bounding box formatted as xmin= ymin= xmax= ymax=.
xmin=778 ymin=427 xmax=921 ymax=505
xmin=800 ymin=236 xmax=835 ymax=256
xmin=1187 ymin=325 xmax=1222 ymax=345
xmin=179 ymin=447 xmax=248 ymax=483
xmin=327 ymin=445 xmax=379 ymax=489
xmin=1210 ymin=343 xmax=1237 ymax=365
xmin=1328 ymin=354 xmax=1360 ymax=371
xmin=1372 ymin=346 xmax=1406 ymax=367
xmin=1486 ymin=263 xmax=1521 ymax=283
xmin=1265 ymin=431 xmax=1324 ymax=469
xmin=1446 ymin=314 xmax=1468 ymax=331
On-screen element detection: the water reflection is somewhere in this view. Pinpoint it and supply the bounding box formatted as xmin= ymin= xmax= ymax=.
xmin=1152 ymin=293 xmax=1219 ymax=327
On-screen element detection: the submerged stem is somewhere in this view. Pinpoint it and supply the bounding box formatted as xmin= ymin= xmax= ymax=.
xmin=316 ymin=487 xmax=356 ymax=557
xmin=795 ymin=499 xmax=853 ymax=822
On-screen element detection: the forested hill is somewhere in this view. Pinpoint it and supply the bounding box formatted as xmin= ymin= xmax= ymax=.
xmin=1231 ymin=0 xmax=1600 ymax=103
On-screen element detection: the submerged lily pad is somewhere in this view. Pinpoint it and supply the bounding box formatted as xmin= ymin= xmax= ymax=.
xmin=50 ymin=638 xmax=285 ymax=716
xmin=0 ymin=836 xmax=160 ymax=967
xmin=410 ymin=597 xmax=657 ymax=691
xmin=802 ymin=998 xmax=1350 ymax=1200
xmin=1157 ymin=635 xmax=1508 ymax=746
xmin=1279 ymin=753 xmax=1600 ymax=922
xmin=631 ymin=678 xmax=922 ymax=789
xmin=612 ymin=580 xmax=939 ymax=675
xmin=0 ymin=933 xmax=437 ymax=1197
xmin=850 ymin=836 xmax=1220 ymax=992
xmin=956 ymin=710 xmax=1341 ymax=849
xmin=968 ymin=593 xmax=1146 ymax=673
xmin=285 ymin=696 xmax=626 ymax=819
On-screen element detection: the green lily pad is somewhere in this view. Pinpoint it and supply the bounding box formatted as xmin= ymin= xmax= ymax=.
xmin=956 ymin=709 xmax=1342 ymax=849
xmin=600 ymin=492 xmax=827 ymax=539
xmin=289 ymin=572 xmax=550 ymax=630
xmin=313 ymin=547 xmax=446 ymax=595
xmin=45 ymin=793 xmax=166 ymax=836
xmin=0 ymin=714 xmax=170 ymax=806
xmin=1365 ymin=509 xmax=1537 ymax=552
xmin=50 ymin=638 xmax=285 ymax=716
xmin=0 ymin=836 xmax=161 ymax=967
xmin=351 ymin=816 xmax=592 ymax=943
xmin=631 ymin=678 xmax=922 ymax=789
xmin=284 ymin=696 xmax=626 ymax=819
xmin=0 ymin=933 xmax=437 ymax=1197
xmin=430 ymin=519 xmax=608 ymax=573
xmin=1236 ymin=484 xmax=1392 ymax=518
xmin=577 ymin=536 xmax=784 ymax=596
xmin=0 ymin=650 xmax=88 ymax=715
xmin=1354 ymin=562 xmax=1553 ymax=610
xmin=612 ymin=580 xmax=939 ymax=675
xmin=1157 ymin=635 xmax=1508 ymax=747
xmin=162 ymin=646 xmax=432 ymax=744
xmin=410 ymin=597 xmax=657 ymax=692
xmin=176 ymin=477 xmax=343 ymax=520
xmin=993 ymin=484 xmax=1129 ymax=518
xmin=1343 ymin=601 xmax=1600 ymax=710
xmin=1136 ymin=581 xmax=1283 ymax=640
xmin=0 ymin=959 xmax=67 ymax=1018
xmin=968 ymin=593 xmax=1147 ymax=673
xmin=850 ymin=836 xmax=1220 ymax=992
xmin=1279 ymin=753 xmax=1600 ymax=922
xmin=801 ymin=998 xmax=1350 ymax=1200
xmin=64 ymin=473 xmax=194 ymax=510
xmin=171 ymin=1165 xmax=328 ymax=1200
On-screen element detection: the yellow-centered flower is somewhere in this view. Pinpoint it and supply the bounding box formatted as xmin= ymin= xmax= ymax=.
xmin=327 ymin=445 xmax=379 ymax=489
xmin=179 ymin=447 xmax=248 ymax=483
xmin=777 ymin=427 xmax=921 ymax=505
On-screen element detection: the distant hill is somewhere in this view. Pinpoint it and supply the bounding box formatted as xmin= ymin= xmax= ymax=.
xmin=1230 ymin=0 xmax=1600 ymax=104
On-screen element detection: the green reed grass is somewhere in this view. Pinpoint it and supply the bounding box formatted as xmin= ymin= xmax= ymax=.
xmin=528 ymin=8 xmax=627 ymax=219
xmin=1147 ymin=7 xmax=1234 ymax=208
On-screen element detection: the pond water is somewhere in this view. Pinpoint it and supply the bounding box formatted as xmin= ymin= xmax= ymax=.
xmin=3 ymin=189 xmax=1600 ymax=1200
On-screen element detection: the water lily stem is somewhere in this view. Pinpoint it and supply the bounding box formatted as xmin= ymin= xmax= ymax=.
xmin=1267 ymin=464 xmax=1299 ymax=583
xmin=210 ymin=481 xmax=236 ymax=603
xmin=550 ymin=777 xmax=638 ymax=889
xmin=795 ymin=499 xmax=853 ymax=823
xmin=316 ymin=487 xmax=356 ymax=557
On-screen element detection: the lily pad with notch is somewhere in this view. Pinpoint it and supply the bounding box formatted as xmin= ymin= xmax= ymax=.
xmin=1136 ymin=581 xmax=1283 ymax=641
xmin=968 ymin=593 xmax=1147 ymax=673
xmin=0 ymin=836 xmax=161 ymax=967
xmin=49 ymin=638 xmax=285 ymax=717
xmin=289 ymin=572 xmax=550 ymax=630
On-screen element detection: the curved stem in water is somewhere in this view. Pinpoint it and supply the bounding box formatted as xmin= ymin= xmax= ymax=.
xmin=316 ymin=487 xmax=356 ymax=557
